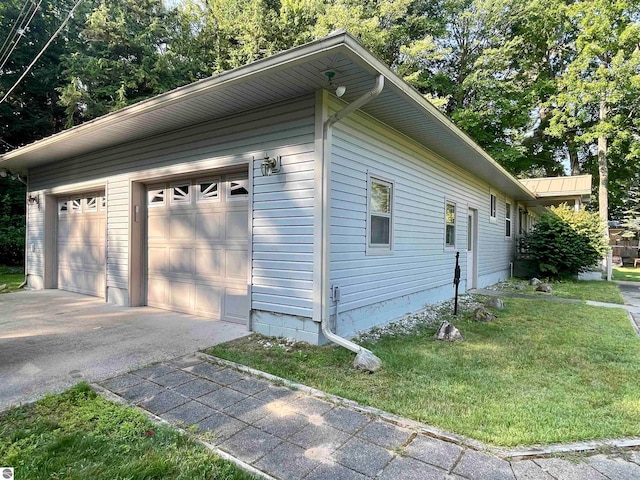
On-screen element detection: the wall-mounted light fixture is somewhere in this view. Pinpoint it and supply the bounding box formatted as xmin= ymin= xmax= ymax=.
xmin=322 ymin=69 xmax=347 ymax=98
xmin=0 ymin=168 xmax=26 ymax=184
xmin=28 ymin=194 xmax=39 ymax=206
xmin=261 ymin=156 xmax=282 ymax=176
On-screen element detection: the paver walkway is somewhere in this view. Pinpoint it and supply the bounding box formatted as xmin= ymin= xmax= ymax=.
xmin=98 ymin=354 xmax=640 ymax=480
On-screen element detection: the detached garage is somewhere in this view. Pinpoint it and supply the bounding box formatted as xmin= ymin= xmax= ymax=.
xmin=2 ymin=31 xmax=547 ymax=346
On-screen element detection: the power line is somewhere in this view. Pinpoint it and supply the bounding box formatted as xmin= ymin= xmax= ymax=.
xmin=0 ymin=0 xmax=84 ymax=105
xmin=0 ymin=0 xmax=32 ymax=65
xmin=0 ymin=1 xmax=41 ymax=73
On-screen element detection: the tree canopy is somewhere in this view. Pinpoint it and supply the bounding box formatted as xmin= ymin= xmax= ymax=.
xmin=1 ymin=0 xmax=639 ymax=222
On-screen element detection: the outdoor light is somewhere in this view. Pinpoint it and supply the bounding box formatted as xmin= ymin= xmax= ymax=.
xmin=261 ymin=156 xmax=281 ymax=176
xmin=28 ymin=194 xmax=39 ymax=206
xmin=0 ymin=168 xmax=7 ymax=177
xmin=335 ymin=85 xmax=347 ymax=97
xmin=323 ymin=69 xmax=346 ymax=98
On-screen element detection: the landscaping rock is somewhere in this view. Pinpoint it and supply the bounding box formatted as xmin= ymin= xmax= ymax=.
xmin=529 ymin=277 xmax=542 ymax=286
xmin=515 ymin=284 xmax=526 ymax=290
xmin=0 ymin=284 xmax=6 ymax=291
xmin=536 ymin=284 xmax=553 ymax=294
xmin=433 ymin=321 xmax=464 ymax=341
xmin=354 ymin=349 xmax=382 ymax=372
xmin=484 ymin=297 xmax=505 ymax=309
xmin=472 ymin=306 xmax=497 ymax=323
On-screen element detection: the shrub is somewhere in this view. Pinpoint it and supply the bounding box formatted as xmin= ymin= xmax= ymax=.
xmin=523 ymin=204 xmax=609 ymax=278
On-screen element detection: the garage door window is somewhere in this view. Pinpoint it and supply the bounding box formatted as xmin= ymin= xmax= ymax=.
xmin=198 ymin=179 xmax=219 ymax=202
xmin=85 ymin=196 xmax=97 ymax=212
xmin=148 ymin=186 xmax=165 ymax=207
xmin=70 ymin=198 xmax=82 ymax=213
xmin=171 ymin=184 xmax=191 ymax=205
xmin=59 ymin=199 xmax=68 ymax=215
xmin=228 ymin=177 xmax=249 ymax=198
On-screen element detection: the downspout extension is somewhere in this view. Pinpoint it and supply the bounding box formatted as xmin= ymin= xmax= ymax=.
xmin=321 ymin=75 xmax=384 ymax=372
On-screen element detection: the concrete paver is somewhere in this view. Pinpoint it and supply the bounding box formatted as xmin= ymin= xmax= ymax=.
xmin=404 ymin=434 xmax=462 ymax=470
xmin=453 ymin=449 xmax=515 ymax=480
xmin=511 ymin=460 xmax=554 ymax=480
xmin=99 ymin=355 xmax=640 ymax=480
xmin=534 ymin=457 xmax=607 ymax=480
xmin=587 ymin=454 xmax=640 ymax=480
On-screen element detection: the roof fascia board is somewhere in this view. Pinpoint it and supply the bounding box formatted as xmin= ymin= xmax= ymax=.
xmin=0 ymin=32 xmax=352 ymax=164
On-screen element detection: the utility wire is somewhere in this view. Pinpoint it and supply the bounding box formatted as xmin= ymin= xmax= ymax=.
xmin=0 ymin=0 xmax=84 ymax=105
xmin=0 ymin=1 xmax=41 ymax=73
xmin=0 ymin=0 xmax=33 ymax=65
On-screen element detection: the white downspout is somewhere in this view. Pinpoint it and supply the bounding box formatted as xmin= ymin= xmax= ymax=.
xmin=320 ymin=75 xmax=384 ymax=372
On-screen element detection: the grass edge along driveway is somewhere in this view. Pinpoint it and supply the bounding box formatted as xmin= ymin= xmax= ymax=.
xmin=0 ymin=383 xmax=254 ymax=480
xmin=209 ymin=298 xmax=640 ymax=448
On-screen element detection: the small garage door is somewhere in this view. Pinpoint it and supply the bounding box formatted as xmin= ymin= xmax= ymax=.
xmin=146 ymin=173 xmax=249 ymax=324
xmin=57 ymin=193 xmax=106 ymax=297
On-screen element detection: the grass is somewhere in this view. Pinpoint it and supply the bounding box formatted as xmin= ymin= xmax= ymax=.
xmin=209 ymin=298 xmax=640 ymax=447
xmin=497 ymin=278 xmax=624 ymax=304
xmin=0 ymin=265 xmax=24 ymax=293
xmin=613 ymin=267 xmax=640 ymax=282
xmin=0 ymin=383 xmax=254 ymax=480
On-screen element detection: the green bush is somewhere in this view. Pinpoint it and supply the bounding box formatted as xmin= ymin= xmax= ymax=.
xmin=523 ymin=204 xmax=609 ymax=278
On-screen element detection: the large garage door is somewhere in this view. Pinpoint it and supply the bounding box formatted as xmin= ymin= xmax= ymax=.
xmin=57 ymin=193 xmax=106 ymax=297
xmin=146 ymin=173 xmax=249 ymax=324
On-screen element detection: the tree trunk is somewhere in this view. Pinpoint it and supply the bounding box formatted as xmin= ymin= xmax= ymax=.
xmin=567 ymin=136 xmax=580 ymax=175
xmin=598 ymin=100 xmax=609 ymax=232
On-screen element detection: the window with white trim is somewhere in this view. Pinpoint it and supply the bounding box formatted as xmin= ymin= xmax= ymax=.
xmin=368 ymin=176 xmax=393 ymax=252
xmin=445 ymin=201 xmax=456 ymax=247
xmin=228 ymin=176 xmax=249 ymax=198
xmin=58 ymin=199 xmax=68 ymax=215
xmin=170 ymin=183 xmax=191 ymax=204
xmin=148 ymin=186 xmax=165 ymax=207
xmin=505 ymin=202 xmax=512 ymax=237
xmin=70 ymin=197 xmax=82 ymax=213
xmin=197 ymin=179 xmax=219 ymax=202
xmin=490 ymin=193 xmax=497 ymax=221
xmin=85 ymin=196 xmax=97 ymax=212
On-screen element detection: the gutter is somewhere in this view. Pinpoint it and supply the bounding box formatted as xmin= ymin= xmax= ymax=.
xmin=320 ymin=75 xmax=384 ymax=372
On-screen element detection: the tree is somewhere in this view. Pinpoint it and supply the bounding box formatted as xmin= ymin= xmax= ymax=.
xmin=524 ymin=204 xmax=610 ymax=278
xmin=547 ymin=0 xmax=640 ymax=228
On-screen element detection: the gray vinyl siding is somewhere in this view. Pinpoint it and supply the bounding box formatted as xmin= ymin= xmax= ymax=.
xmin=25 ymin=202 xmax=43 ymax=277
xmin=329 ymin=100 xmax=515 ymax=319
xmin=27 ymin=95 xmax=316 ymax=316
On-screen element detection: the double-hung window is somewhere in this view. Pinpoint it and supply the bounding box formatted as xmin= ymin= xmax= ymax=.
xmin=367 ymin=175 xmax=393 ymax=253
xmin=490 ymin=192 xmax=497 ymax=222
xmin=505 ymin=202 xmax=512 ymax=237
xmin=445 ymin=201 xmax=456 ymax=248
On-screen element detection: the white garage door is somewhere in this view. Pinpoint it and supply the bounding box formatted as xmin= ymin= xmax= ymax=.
xmin=146 ymin=173 xmax=249 ymax=324
xmin=57 ymin=193 xmax=106 ymax=297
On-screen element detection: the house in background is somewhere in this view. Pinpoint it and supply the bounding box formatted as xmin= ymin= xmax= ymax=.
xmin=1 ymin=31 xmax=572 ymax=345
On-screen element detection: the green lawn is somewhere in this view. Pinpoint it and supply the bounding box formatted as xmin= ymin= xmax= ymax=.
xmin=209 ymin=299 xmax=640 ymax=447
xmin=0 ymin=384 xmax=254 ymax=480
xmin=613 ymin=267 xmax=640 ymax=282
xmin=0 ymin=266 xmax=24 ymax=293
xmin=497 ymin=278 xmax=624 ymax=304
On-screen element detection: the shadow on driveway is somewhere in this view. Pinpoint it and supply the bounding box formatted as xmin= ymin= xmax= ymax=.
xmin=0 ymin=289 xmax=248 ymax=411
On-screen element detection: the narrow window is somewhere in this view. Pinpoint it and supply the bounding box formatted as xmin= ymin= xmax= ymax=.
xmin=171 ymin=184 xmax=191 ymax=204
xmin=505 ymin=202 xmax=512 ymax=237
xmin=58 ymin=199 xmax=68 ymax=215
xmin=445 ymin=202 xmax=456 ymax=247
xmin=70 ymin=197 xmax=82 ymax=213
xmin=197 ymin=179 xmax=219 ymax=202
xmin=148 ymin=186 xmax=165 ymax=207
xmin=368 ymin=176 xmax=393 ymax=252
xmin=85 ymin=196 xmax=97 ymax=212
xmin=229 ymin=178 xmax=249 ymax=197
xmin=490 ymin=193 xmax=497 ymax=221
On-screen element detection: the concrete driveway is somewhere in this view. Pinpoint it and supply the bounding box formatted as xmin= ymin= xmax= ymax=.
xmin=0 ymin=289 xmax=248 ymax=411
